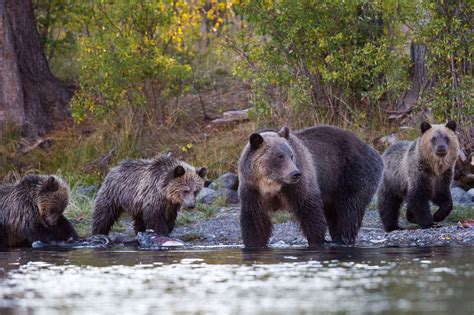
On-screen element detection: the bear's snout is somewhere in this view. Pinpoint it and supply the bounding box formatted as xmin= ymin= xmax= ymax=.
xmin=435 ymin=145 xmax=448 ymax=156
xmin=286 ymin=170 xmax=301 ymax=184
xmin=184 ymin=202 xmax=195 ymax=209
xmin=291 ymin=171 xmax=301 ymax=181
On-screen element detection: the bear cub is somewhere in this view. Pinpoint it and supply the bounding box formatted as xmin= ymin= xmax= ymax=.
xmin=0 ymin=174 xmax=78 ymax=248
xmin=377 ymin=121 xmax=459 ymax=231
xmin=92 ymin=153 xmax=207 ymax=236
xmin=238 ymin=125 xmax=383 ymax=247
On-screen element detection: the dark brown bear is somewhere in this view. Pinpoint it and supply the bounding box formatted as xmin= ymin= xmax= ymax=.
xmin=92 ymin=153 xmax=207 ymax=236
xmin=238 ymin=126 xmax=384 ymax=247
xmin=377 ymin=121 xmax=459 ymax=231
xmin=0 ymin=174 xmax=78 ymax=248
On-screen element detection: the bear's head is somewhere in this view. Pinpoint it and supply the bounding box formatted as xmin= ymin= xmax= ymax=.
xmin=246 ymin=126 xmax=301 ymax=193
xmin=37 ymin=176 xmax=70 ymax=227
xmin=165 ymin=163 xmax=207 ymax=209
xmin=419 ymin=120 xmax=459 ymax=173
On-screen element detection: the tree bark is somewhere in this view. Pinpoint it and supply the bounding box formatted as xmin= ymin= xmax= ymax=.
xmin=395 ymin=43 xmax=430 ymax=114
xmin=0 ymin=0 xmax=71 ymax=139
xmin=0 ymin=0 xmax=24 ymax=135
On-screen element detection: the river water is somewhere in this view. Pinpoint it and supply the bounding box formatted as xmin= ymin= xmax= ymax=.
xmin=0 ymin=246 xmax=472 ymax=314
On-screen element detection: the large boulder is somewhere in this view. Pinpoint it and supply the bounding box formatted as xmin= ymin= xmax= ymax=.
xmin=209 ymin=172 xmax=239 ymax=190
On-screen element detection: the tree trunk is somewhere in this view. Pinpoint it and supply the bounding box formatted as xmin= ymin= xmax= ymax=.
xmin=0 ymin=0 xmax=24 ymax=136
xmin=394 ymin=43 xmax=430 ymax=114
xmin=0 ymin=0 xmax=71 ymax=139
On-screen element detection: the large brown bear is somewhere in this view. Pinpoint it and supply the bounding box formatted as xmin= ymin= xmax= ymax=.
xmin=377 ymin=121 xmax=459 ymax=231
xmin=0 ymin=174 xmax=78 ymax=248
xmin=92 ymin=153 xmax=207 ymax=236
xmin=238 ymin=125 xmax=384 ymax=247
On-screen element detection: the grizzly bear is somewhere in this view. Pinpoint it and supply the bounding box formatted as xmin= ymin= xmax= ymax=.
xmin=238 ymin=125 xmax=384 ymax=247
xmin=0 ymin=174 xmax=78 ymax=248
xmin=377 ymin=121 xmax=459 ymax=231
xmin=92 ymin=153 xmax=207 ymax=236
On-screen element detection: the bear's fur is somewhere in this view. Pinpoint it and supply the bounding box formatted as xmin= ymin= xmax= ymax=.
xmin=238 ymin=125 xmax=384 ymax=247
xmin=0 ymin=174 xmax=78 ymax=248
xmin=92 ymin=154 xmax=207 ymax=236
xmin=377 ymin=121 xmax=459 ymax=231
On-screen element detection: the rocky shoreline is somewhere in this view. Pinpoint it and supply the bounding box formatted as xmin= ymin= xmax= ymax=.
xmin=168 ymin=206 xmax=474 ymax=248
xmin=43 ymin=172 xmax=473 ymax=250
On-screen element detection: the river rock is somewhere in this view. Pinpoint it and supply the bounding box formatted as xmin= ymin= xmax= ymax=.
xmin=219 ymin=188 xmax=239 ymax=204
xmin=197 ymin=187 xmax=218 ymax=204
xmin=209 ymin=172 xmax=239 ymax=190
xmin=467 ymin=188 xmax=474 ymax=202
xmin=451 ymin=187 xmax=474 ymax=205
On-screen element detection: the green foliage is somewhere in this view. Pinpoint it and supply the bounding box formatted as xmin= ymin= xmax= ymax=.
xmin=70 ymin=0 xmax=203 ymax=121
xmin=413 ymin=0 xmax=473 ymax=120
xmin=234 ymin=0 xmax=411 ymax=120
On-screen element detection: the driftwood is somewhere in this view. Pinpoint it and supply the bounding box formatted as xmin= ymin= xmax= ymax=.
xmin=84 ymin=147 xmax=116 ymax=173
xmin=17 ymin=137 xmax=54 ymax=155
xmin=210 ymin=109 xmax=250 ymax=125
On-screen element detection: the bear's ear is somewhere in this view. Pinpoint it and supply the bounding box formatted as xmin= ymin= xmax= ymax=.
xmin=41 ymin=176 xmax=59 ymax=193
xmin=420 ymin=122 xmax=432 ymax=134
xmin=278 ymin=126 xmax=290 ymax=139
xmin=249 ymin=133 xmax=264 ymax=149
xmin=446 ymin=120 xmax=456 ymax=132
xmin=174 ymin=165 xmax=186 ymax=178
xmin=197 ymin=167 xmax=207 ymax=178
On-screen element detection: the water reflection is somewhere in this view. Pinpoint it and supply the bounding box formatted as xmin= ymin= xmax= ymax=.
xmin=0 ymin=246 xmax=472 ymax=314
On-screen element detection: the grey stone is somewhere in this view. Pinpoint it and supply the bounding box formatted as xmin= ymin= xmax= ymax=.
xmin=218 ymin=188 xmax=239 ymax=204
xmin=197 ymin=187 xmax=218 ymax=204
xmin=451 ymin=187 xmax=473 ymax=205
xmin=467 ymin=188 xmax=474 ymax=202
xmin=209 ymin=172 xmax=239 ymax=190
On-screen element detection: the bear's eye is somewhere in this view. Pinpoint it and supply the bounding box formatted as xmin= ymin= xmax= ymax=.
xmin=277 ymin=154 xmax=284 ymax=160
xmin=183 ymin=189 xmax=190 ymax=194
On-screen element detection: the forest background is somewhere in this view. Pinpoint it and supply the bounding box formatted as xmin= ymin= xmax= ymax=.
xmin=0 ymin=0 xmax=472 ymax=234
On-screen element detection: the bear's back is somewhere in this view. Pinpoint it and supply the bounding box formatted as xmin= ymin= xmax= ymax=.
xmin=294 ymin=125 xmax=383 ymax=199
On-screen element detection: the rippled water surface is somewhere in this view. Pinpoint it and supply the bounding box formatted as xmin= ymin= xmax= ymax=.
xmin=0 ymin=246 xmax=472 ymax=314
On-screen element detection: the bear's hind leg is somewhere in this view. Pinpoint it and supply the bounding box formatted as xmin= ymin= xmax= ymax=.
xmin=332 ymin=197 xmax=367 ymax=244
xmin=92 ymin=197 xmax=122 ymax=235
xmin=378 ymin=186 xmax=404 ymax=232
xmin=406 ymin=208 xmax=417 ymax=224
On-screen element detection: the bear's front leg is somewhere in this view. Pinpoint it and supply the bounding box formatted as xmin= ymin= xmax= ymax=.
xmin=432 ymin=190 xmax=453 ymax=223
xmin=291 ymin=194 xmax=327 ymax=246
xmin=53 ymin=215 xmax=79 ymax=241
xmin=406 ymin=184 xmax=434 ymax=229
xmin=432 ymin=170 xmax=454 ymax=223
xmin=143 ymin=206 xmax=170 ymax=236
xmin=240 ymin=188 xmax=272 ymax=248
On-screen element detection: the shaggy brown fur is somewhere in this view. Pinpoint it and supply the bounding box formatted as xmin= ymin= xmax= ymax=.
xmin=239 ymin=125 xmax=384 ymax=247
xmin=92 ymin=153 xmax=207 ymax=236
xmin=377 ymin=121 xmax=459 ymax=231
xmin=0 ymin=174 xmax=78 ymax=248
